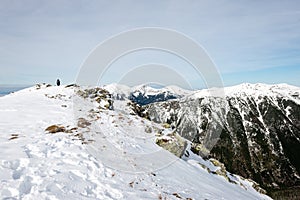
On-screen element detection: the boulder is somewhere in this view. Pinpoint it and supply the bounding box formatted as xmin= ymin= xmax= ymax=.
xmin=45 ymin=125 xmax=66 ymax=133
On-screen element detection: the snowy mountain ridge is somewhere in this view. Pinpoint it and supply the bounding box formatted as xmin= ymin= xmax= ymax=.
xmin=104 ymin=82 xmax=300 ymax=104
xmin=0 ymin=83 xmax=271 ymax=199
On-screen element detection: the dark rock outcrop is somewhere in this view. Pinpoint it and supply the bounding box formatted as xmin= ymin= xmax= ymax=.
xmin=129 ymin=90 xmax=178 ymax=106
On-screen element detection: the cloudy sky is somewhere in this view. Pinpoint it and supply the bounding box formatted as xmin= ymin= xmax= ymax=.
xmin=0 ymin=0 xmax=299 ymax=88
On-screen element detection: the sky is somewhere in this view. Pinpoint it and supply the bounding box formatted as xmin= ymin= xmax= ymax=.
xmin=0 ymin=0 xmax=299 ymax=88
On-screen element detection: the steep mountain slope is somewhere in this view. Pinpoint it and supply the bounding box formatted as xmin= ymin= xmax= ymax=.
xmin=143 ymin=83 xmax=300 ymax=199
xmin=0 ymin=84 xmax=270 ymax=199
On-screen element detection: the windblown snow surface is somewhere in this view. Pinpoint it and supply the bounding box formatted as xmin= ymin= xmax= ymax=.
xmin=0 ymin=84 xmax=271 ymax=200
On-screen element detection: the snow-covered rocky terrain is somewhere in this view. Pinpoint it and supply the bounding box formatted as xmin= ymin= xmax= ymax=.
xmin=0 ymin=83 xmax=271 ymax=199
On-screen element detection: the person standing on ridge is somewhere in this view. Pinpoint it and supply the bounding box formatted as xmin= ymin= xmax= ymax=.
xmin=56 ymin=79 xmax=60 ymax=86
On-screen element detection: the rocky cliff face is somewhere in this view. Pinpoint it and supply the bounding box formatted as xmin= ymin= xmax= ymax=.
xmin=142 ymin=83 xmax=300 ymax=198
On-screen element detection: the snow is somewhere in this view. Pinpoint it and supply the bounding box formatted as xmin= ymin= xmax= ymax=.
xmin=225 ymin=83 xmax=300 ymax=100
xmin=0 ymin=84 xmax=271 ymax=199
xmin=285 ymin=106 xmax=292 ymax=116
xmin=160 ymin=85 xmax=192 ymax=96
xmin=188 ymin=83 xmax=300 ymax=103
xmin=104 ymin=83 xmax=190 ymax=100
xmin=104 ymin=83 xmax=300 ymax=103
xmin=104 ymin=83 xmax=131 ymax=98
xmin=131 ymin=84 xmax=164 ymax=96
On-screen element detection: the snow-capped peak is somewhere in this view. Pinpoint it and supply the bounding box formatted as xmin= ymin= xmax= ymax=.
xmin=224 ymin=83 xmax=300 ymax=102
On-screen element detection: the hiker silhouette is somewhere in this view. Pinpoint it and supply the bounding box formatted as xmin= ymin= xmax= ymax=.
xmin=56 ymin=79 xmax=60 ymax=86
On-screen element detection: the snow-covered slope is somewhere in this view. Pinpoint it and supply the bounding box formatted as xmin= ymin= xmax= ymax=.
xmin=225 ymin=83 xmax=300 ymax=100
xmin=0 ymin=84 xmax=270 ymax=199
xmin=104 ymin=83 xmax=131 ymax=100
